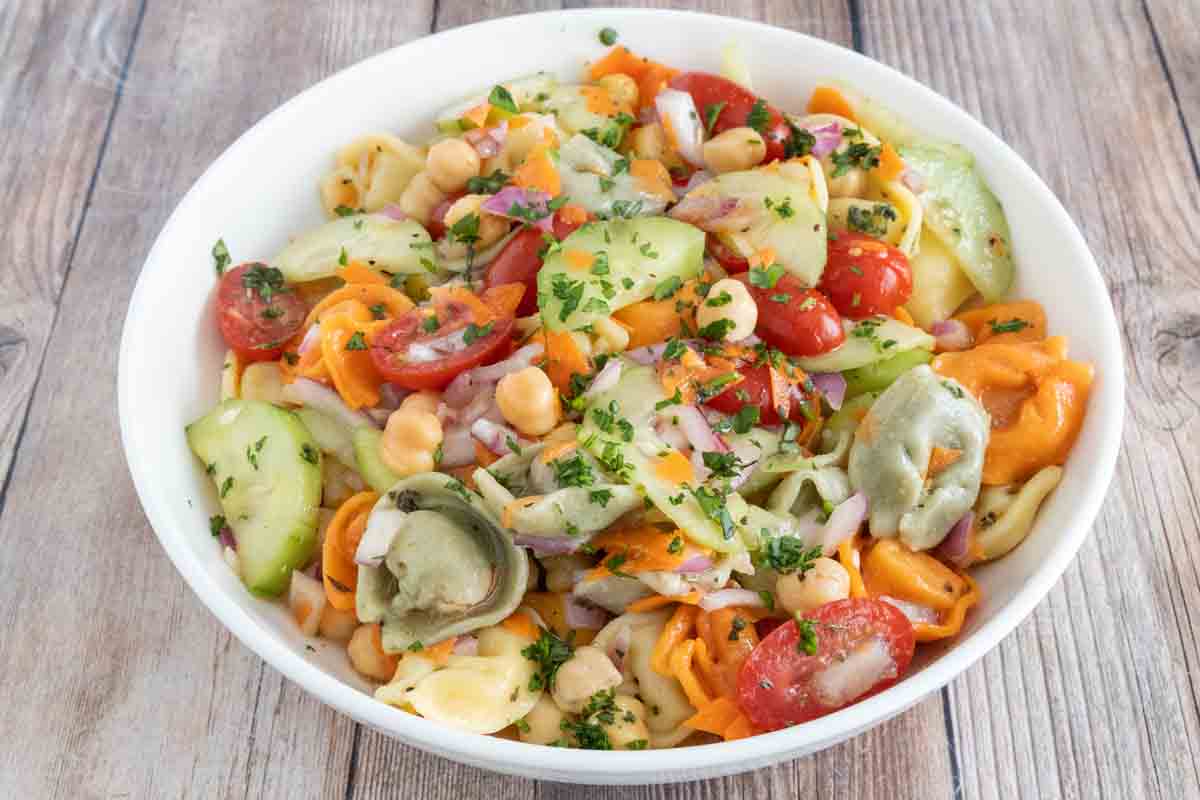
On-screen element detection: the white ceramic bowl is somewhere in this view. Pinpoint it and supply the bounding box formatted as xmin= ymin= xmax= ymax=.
xmin=118 ymin=8 xmax=1124 ymax=785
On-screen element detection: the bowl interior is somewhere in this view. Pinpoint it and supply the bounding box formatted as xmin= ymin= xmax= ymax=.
xmin=119 ymin=8 xmax=1123 ymax=784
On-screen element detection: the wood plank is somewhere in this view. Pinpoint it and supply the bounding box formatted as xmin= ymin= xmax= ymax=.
xmin=0 ymin=0 xmax=141 ymax=503
xmin=0 ymin=2 xmax=435 ymax=799
xmin=1143 ymin=0 xmax=1200 ymax=180
xmin=859 ymin=1 xmax=1200 ymax=798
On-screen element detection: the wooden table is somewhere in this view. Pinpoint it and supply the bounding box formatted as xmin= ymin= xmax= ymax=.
xmin=1 ymin=1 xmax=1195 ymax=797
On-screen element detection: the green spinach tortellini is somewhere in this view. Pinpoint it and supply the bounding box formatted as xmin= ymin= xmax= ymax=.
xmin=848 ymin=365 xmax=989 ymax=550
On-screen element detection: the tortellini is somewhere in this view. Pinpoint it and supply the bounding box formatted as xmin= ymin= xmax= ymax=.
xmin=402 ymin=626 xmax=541 ymax=734
xmin=320 ymin=133 xmax=425 ymax=215
xmin=975 ymin=465 xmax=1063 ymax=560
xmin=767 ymin=464 xmax=852 ymax=520
xmin=848 ymin=365 xmax=989 ymax=550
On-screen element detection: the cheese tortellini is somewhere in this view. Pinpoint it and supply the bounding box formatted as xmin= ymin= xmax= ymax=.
xmin=848 ymin=365 xmax=989 ymax=550
xmin=975 ymin=465 xmax=1063 ymax=560
xmin=320 ymin=133 xmax=425 ymax=215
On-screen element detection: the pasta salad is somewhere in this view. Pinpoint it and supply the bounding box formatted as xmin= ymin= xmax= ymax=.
xmin=187 ymin=37 xmax=1093 ymax=749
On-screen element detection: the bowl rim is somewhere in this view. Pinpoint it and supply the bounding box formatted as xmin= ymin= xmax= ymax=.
xmin=118 ymin=7 xmax=1125 ymax=782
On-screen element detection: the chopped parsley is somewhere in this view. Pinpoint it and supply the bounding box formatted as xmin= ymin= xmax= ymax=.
xmin=729 ymin=617 xmax=747 ymax=641
xmin=604 ymin=553 xmax=630 ymax=577
xmin=260 ymin=306 xmax=284 ymax=319
xmin=467 ymin=169 xmax=511 ymax=195
xmin=846 ymin=203 xmax=898 ymax=237
xmin=942 ymin=380 xmax=965 ymax=399
xmin=589 ymin=489 xmax=613 ymax=507
xmin=590 ymin=251 xmax=610 ymax=275
xmin=662 ymin=338 xmax=687 ymax=361
xmin=561 ymin=690 xmax=617 ymax=750
xmin=553 ymin=453 xmax=595 ymax=488
xmin=989 ymin=318 xmax=1030 ymax=334
xmin=212 ymin=238 xmax=231 ymax=276
xmin=701 ymin=450 xmax=750 ymax=480
xmin=831 ymin=141 xmax=882 ymax=177
xmin=246 ymin=435 xmax=267 ymax=470
xmin=368 ymin=303 xmax=387 ymax=320
xmin=690 ymin=484 xmax=735 ymax=539
xmin=784 ymin=119 xmax=816 ymax=159
xmin=422 ymin=314 xmax=440 ymax=333
xmin=653 ymin=275 xmax=683 ymax=301
xmin=334 ymin=205 xmax=359 ymax=217
xmin=345 ymin=331 xmax=368 ymax=351
xmin=606 ymin=199 xmax=644 ymax=219
xmin=745 ymin=99 xmax=770 ymax=135
xmin=704 ymin=101 xmax=727 ymax=136
xmin=706 ymin=291 xmax=733 ymax=307
xmin=448 ymin=212 xmax=481 ymax=246
xmin=756 ymin=536 xmax=821 ymax=575
xmin=300 ymin=443 xmax=319 ymax=465
xmin=488 ymin=85 xmax=519 ymax=114
xmin=462 ymin=321 xmax=494 ymax=346
xmin=698 ymin=317 xmax=736 ymax=341
xmin=713 ymin=405 xmax=760 ymax=435
xmin=697 ymin=372 xmax=739 ymax=401
xmin=592 ymin=400 xmax=634 ymax=442
xmin=764 ymin=196 xmax=795 ymax=219
xmin=655 ymin=387 xmax=684 ymax=410
xmin=796 ymin=617 xmax=819 ymax=656
xmin=444 ymin=478 xmax=472 ymax=501
xmin=596 ymin=440 xmax=631 ymax=479
xmin=209 ymin=514 xmax=227 ymax=538
xmin=748 ymin=263 xmax=786 ymax=289
xmin=338 ymin=247 xmax=348 ymax=266
xmin=240 ymin=264 xmax=287 ymax=303
xmin=219 ymin=476 xmax=234 ymax=498
xmin=551 ymin=273 xmax=585 ymax=321
xmin=667 ymin=535 xmax=683 ymax=555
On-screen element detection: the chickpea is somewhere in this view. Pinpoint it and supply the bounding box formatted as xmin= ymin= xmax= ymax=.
xmin=775 ymin=557 xmax=851 ymax=616
xmin=594 ymin=695 xmax=651 ymax=750
xmin=551 ymin=646 xmax=623 ymax=713
xmin=628 ymin=122 xmax=668 ymax=162
xmin=495 ymin=366 xmax=561 ymax=436
xmin=399 ymin=390 xmax=441 ymax=416
xmin=398 ymin=170 xmax=446 ymax=225
xmin=702 ymin=126 xmax=767 ymax=174
xmin=519 ymin=694 xmax=568 ymax=746
xmin=425 ymin=138 xmax=481 ymax=193
xmin=695 ymin=277 xmax=758 ymax=342
xmin=318 ymin=605 xmax=358 ymax=643
xmin=596 ymin=73 xmax=639 ymax=108
xmin=380 ymin=409 xmax=443 ymax=477
xmin=442 ymin=193 xmax=509 ymax=248
xmin=347 ymin=624 xmax=399 ymax=681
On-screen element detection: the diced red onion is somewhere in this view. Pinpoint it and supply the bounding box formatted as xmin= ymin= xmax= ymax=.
xmin=439 ymin=425 xmax=476 ymax=467
xmin=880 ymin=596 xmax=941 ymax=625
xmin=468 ymin=342 xmax=545 ymax=383
xmin=297 ymin=323 xmax=321 ymax=355
xmin=464 ymin=121 xmax=508 ymax=159
xmin=805 ymin=121 xmax=843 ymax=158
xmin=452 ymin=635 xmax=479 ymax=656
xmin=675 ymin=554 xmax=714 ymax=574
xmin=668 ymin=193 xmax=744 ymax=233
xmin=513 ymin=534 xmax=582 ymax=555
xmin=377 ymin=383 xmax=409 ymax=412
xmin=281 ymin=378 xmax=376 ymax=429
xmin=580 ymin=358 xmax=623 ymax=400
xmin=565 ymin=595 xmax=611 ymax=630
xmin=820 ymin=492 xmax=868 ymax=555
xmin=303 ymin=557 xmax=322 ymax=582
xmin=638 ymin=105 xmax=659 ymax=126
xmin=901 ymin=168 xmax=926 ymax=194
xmin=412 ymin=327 xmax=470 ymax=361
xmin=470 ymin=418 xmax=523 ymax=456
xmin=673 ymin=404 xmax=728 ymax=454
xmin=655 ymin=88 xmax=706 ymax=166
xmin=934 ymin=512 xmax=974 ymax=568
xmin=809 ymin=372 xmax=847 ymax=411
xmin=218 ymin=525 xmax=237 ymax=551
xmin=932 ymin=319 xmax=972 ymax=352
xmin=481 ymin=186 xmax=555 ymax=232
xmin=606 ymin=625 xmax=632 ymax=671
xmin=458 ymin=388 xmax=496 ymax=427
xmin=441 ymin=371 xmax=476 ymax=409
xmin=626 ymin=342 xmax=667 ymax=365
xmin=364 ymin=407 xmax=392 ymax=426
xmin=379 ymin=204 xmax=407 ymax=221
xmin=726 ymin=440 xmax=762 ymax=491
xmin=654 ymin=417 xmax=691 ymax=452
xmin=699 ymin=588 xmax=766 ymax=612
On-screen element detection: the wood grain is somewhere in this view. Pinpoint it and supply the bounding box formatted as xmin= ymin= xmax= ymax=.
xmin=1 ymin=0 xmax=1198 ymax=798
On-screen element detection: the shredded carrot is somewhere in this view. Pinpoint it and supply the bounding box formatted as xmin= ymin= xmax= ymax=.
xmin=422 ymin=637 xmax=458 ymax=666
xmin=501 ymin=610 xmax=539 ymax=640
xmin=928 ymin=446 xmax=963 ymax=477
xmin=625 ymin=591 xmax=702 ymax=613
xmin=501 ymin=495 xmax=544 ymax=529
xmin=630 ymin=159 xmax=673 ymax=199
xmin=654 ymin=450 xmax=695 ymax=485
xmin=475 ymin=440 xmax=500 ymax=468
xmin=589 ymin=525 xmax=710 ymax=579
xmin=894 ymin=306 xmax=916 ymax=327
xmin=669 ymin=639 xmax=714 ymax=708
xmin=580 ymin=84 xmax=619 ymax=116
xmin=748 ymin=247 xmax=777 ymax=268
xmin=873 ymin=142 xmax=906 ymax=182
xmin=319 ymin=312 xmax=383 ymax=409
xmin=481 ymin=282 xmax=526 ymax=319
xmin=536 ymin=329 xmax=591 ymax=395
xmin=430 ymin=285 xmax=496 ymax=326
xmin=588 ymin=47 xmax=679 ymax=109
xmin=304 ymin=284 xmax=414 ymax=328
xmin=807 ymin=86 xmax=857 ymax=120
xmin=513 ymin=134 xmax=561 ymax=197
xmin=612 ymin=279 xmax=704 ymax=350
xmin=322 ymin=491 xmax=380 ymax=610
xmin=684 ymin=695 xmax=741 ymax=735
xmin=652 ymin=604 xmax=698 ymax=676
xmin=913 ymin=574 xmax=980 ymax=642
xmin=539 ymin=440 xmax=577 ymax=464
xmin=838 ymin=537 xmax=869 ymax=599
xmin=338 ymin=260 xmax=389 ymax=286
xmin=462 ymin=102 xmax=491 ymax=129
xmin=558 ymin=203 xmax=590 ymax=227
xmin=721 ymin=714 xmax=757 ymax=741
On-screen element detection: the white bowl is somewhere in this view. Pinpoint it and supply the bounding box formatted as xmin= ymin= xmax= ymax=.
xmin=118 ymin=8 xmax=1124 ymax=785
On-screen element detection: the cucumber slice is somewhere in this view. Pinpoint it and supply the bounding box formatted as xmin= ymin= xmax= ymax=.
xmin=538 ymin=217 xmax=704 ymax=332
xmin=353 ymin=427 xmax=402 ymax=493
xmin=843 ymin=348 xmax=933 ymax=399
xmin=898 ymin=143 xmax=1015 ymax=301
xmin=295 ymin=407 xmax=356 ymax=469
xmin=186 ymin=400 xmax=322 ymax=596
xmin=795 ymin=317 xmax=934 ymax=373
xmin=273 ymin=215 xmax=435 ymax=283
xmin=904 ymin=227 xmax=977 ymax=329
xmin=827 ymin=79 xmax=971 ymax=162
xmin=557 ymin=135 xmax=670 ymax=218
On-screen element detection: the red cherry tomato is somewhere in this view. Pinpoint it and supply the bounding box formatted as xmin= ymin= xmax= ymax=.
xmin=733 ymin=273 xmax=845 ymax=357
xmin=369 ymin=302 xmax=515 ymax=390
xmin=706 ymin=233 xmax=748 ymax=274
xmin=669 ymin=72 xmax=793 ymax=163
xmin=704 ymin=363 xmax=812 ymax=426
xmin=819 ymin=233 xmax=913 ymax=319
xmin=483 ymin=213 xmax=587 ymax=317
xmin=425 ymin=191 xmax=465 ymax=241
xmin=737 ymin=599 xmax=916 ymax=731
xmin=215 ymin=263 xmax=307 ymax=362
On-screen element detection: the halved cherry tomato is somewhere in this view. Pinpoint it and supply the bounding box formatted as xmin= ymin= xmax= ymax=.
xmin=369 ymin=302 xmax=515 ymax=390
xmin=733 ymin=273 xmax=845 ymax=357
xmin=736 ymin=599 xmax=915 ymax=731
xmin=706 ymin=233 xmax=748 ymax=274
xmin=704 ymin=363 xmax=812 ymax=426
xmin=216 ymin=262 xmax=308 ymax=362
xmin=819 ymin=233 xmax=913 ymax=319
xmin=669 ymin=72 xmax=793 ymax=162
xmin=483 ymin=212 xmax=588 ymax=317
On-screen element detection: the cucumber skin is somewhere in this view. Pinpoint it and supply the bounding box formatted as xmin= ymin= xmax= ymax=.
xmin=186 ymin=400 xmax=322 ymax=597
xmin=353 ymin=427 xmax=402 ymax=494
xmin=843 ymin=348 xmax=933 ymax=399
